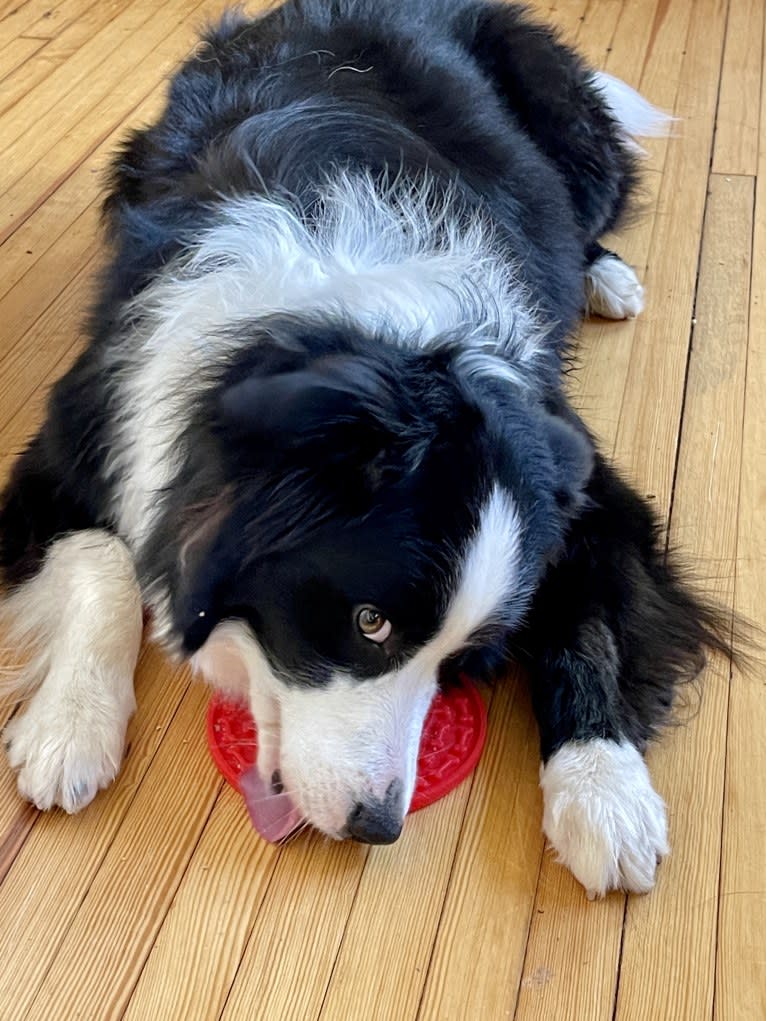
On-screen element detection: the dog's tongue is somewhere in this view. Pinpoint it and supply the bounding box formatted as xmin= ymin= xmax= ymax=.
xmin=239 ymin=766 xmax=303 ymax=843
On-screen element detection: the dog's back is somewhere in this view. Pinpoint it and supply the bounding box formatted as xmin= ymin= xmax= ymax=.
xmin=102 ymin=0 xmax=617 ymax=343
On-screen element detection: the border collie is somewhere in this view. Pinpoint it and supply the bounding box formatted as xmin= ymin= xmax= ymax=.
xmin=0 ymin=0 xmax=730 ymax=897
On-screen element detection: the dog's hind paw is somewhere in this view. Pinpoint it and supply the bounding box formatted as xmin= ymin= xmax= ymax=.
xmin=539 ymin=738 xmax=669 ymax=898
xmin=585 ymin=253 xmax=645 ymax=319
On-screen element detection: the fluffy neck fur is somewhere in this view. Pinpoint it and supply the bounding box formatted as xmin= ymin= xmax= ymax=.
xmin=106 ymin=173 xmax=551 ymax=552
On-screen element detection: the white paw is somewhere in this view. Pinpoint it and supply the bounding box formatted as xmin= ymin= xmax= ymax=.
xmin=3 ymin=666 xmax=135 ymax=814
xmin=540 ymin=738 xmax=669 ymax=898
xmin=585 ymin=254 xmax=645 ymax=319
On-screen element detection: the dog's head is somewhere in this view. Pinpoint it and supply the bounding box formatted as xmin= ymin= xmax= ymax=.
xmin=167 ymin=316 xmax=592 ymax=842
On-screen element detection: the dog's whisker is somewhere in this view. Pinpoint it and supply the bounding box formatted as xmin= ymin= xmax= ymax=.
xmin=278 ymin=820 xmax=311 ymax=846
xmin=243 ymin=785 xmax=301 ymax=803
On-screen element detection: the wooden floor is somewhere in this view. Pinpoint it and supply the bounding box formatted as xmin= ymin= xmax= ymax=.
xmin=0 ymin=0 xmax=764 ymax=1017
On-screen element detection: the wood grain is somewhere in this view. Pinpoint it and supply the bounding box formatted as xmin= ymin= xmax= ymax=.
xmin=19 ymin=682 xmax=219 ymax=1021
xmin=219 ymin=836 xmax=369 ymax=1021
xmin=417 ymin=674 xmax=543 ymax=1019
xmin=714 ymin=45 xmax=766 ymax=1019
xmin=616 ymin=172 xmax=751 ymax=1021
xmin=0 ymin=0 xmax=219 ymax=240
xmin=123 ymin=787 xmax=281 ymax=1021
xmin=0 ymin=0 xmax=129 ymax=118
xmin=0 ymin=648 xmax=193 ymax=1019
xmin=711 ymin=0 xmax=764 ymax=176
xmin=318 ymin=775 xmax=475 ymax=1021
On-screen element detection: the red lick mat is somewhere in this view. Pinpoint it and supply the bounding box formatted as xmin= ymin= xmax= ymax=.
xmin=207 ymin=674 xmax=487 ymax=813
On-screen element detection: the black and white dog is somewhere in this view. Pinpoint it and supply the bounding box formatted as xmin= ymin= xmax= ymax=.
xmin=0 ymin=0 xmax=729 ymax=896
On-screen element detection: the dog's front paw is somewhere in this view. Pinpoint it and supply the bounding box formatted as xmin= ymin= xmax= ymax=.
xmin=539 ymin=738 xmax=669 ymax=898
xmin=3 ymin=666 xmax=134 ymax=813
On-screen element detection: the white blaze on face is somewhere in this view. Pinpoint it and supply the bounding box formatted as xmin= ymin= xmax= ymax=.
xmin=277 ymin=486 xmax=526 ymax=837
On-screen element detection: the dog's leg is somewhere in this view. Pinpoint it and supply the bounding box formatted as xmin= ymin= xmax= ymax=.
xmin=457 ymin=1 xmax=640 ymax=239
xmin=584 ymin=241 xmax=645 ymax=320
xmin=2 ymin=529 xmax=142 ymax=812
xmin=531 ymin=624 xmax=670 ymax=899
xmin=520 ymin=455 xmax=729 ymax=897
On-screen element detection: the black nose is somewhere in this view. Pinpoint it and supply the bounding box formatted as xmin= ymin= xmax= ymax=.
xmin=346 ymin=780 xmax=404 ymax=845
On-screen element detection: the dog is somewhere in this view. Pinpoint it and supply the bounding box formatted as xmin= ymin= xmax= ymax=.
xmin=0 ymin=0 xmax=731 ymax=897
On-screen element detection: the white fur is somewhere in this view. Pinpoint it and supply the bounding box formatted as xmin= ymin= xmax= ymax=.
xmin=540 ymin=738 xmax=669 ymax=898
xmin=585 ymin=254 xmax=645 ymax=319
xmin=193 ymin=486 xmax=525 ymax=835
xmin=592 ymin=71 xmax=675 ymax=152
xmin=104 ymin=174 xmax=548 ymax=556
xmin=191 ymin=618 xmax=284 ymax=785
xmin=2 ymin=530 xmax=143 ymax=812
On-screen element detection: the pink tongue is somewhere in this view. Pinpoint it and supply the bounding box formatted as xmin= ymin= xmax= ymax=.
xmin=240 ymin=766 xmax=304 ymax=843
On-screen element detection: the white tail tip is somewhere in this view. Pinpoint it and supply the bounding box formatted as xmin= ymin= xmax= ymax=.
xmin=592 ymin=71 xmax=676 ymax=152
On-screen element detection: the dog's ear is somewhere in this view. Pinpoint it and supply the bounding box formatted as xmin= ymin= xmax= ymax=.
xmin=218 ymin=354 xmax=400 ymax=482
xmin=170 ymin=490 xmax=242 ymax=652
xmin=221 ymin=366 xmax=374 ymax=443
xmin=541 ymin=409 xmax=594 ymax=513
xmin=498 ymin=398 xmax=594 ymax=572
xmin=493 ymin=391 xmax=594 ymax=510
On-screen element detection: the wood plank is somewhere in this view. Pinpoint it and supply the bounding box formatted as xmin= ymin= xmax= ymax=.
xmin=0 ymin=84 xmax=164 ymax=305
xmin=15 ymin=680 xmax=219 ymax=1021
xmin=0 ymin=262 xmax=100 ymax=464
xmin=714 ymin=64 xmax=766 ymax=1018
xmin=417 ymin=673 xmax=543 ymax=1019
xmin=0 ymin=0 xmax=131 ymax=119
xmin=711 ymin=0 xmax=763 ymax=176
xmin=613 ymin=0 xmax=729 ymax=490
xmin=0 ymin=0 xmax=213 ymax=231
xmin=540 ymin=0 xmax=591 ymax=46
xmin=565 ymin=0 xmax=692 ymax=450
xmin=615 ymin=173 xmax=751 ymax=1021
xmin=215 ymin=703 xmax=483 ymax=1021
xmin=20 ymin=0 xmax=109 ymax=41
xmin=515 ymin=870 xmax=625 ymax=1021
xmin=219 ymin=837 xmax=369 ymax=1021
xmin=318 ymin=780 xmax=473 ymax=1021
xmin=514 ymin=0 xmax=687 ymax=1009
xmin=0 ymin=0 xmax=220 ymax=239
xmin=571 ymin=0 xmax=698 ymax=451
xmin=575 ymin=0 xmax=623 ymax=68
xmin=0 ymin=204 xmax=100 ymax=366
xmin=0 ymin=648 xmax=193 ymax=1019
xmin=0 ymin=0 xmax=157 ymax=139
xmin=0 ymin=0 xmax=58 ymax=49
xmin=0 ymin=33 xmax=46 ymax=82
xmin=0 ymin=338 xmax=81 ymax=454
xmin=123 ymin=787 xmax=280 ymax=1021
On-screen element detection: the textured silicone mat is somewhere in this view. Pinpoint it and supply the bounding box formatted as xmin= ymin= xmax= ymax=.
xmin=207 ymin=674 xmax=487 ymax=813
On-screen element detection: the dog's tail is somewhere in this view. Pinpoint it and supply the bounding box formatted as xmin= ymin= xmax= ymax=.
xmin=592 ymin=71 xmax=676 ymax=152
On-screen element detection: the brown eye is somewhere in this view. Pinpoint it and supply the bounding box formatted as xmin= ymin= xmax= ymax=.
xmin=356 ymin=606 xmax=392 ymax=644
